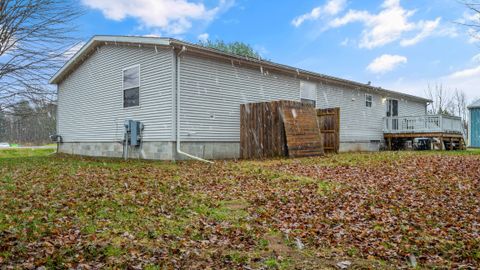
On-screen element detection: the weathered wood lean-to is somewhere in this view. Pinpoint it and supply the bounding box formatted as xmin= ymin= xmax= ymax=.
xmin=282 ymin=101 xmax=324 ymax=157
xmin=240 ymin=100 xmax=324 ymax=159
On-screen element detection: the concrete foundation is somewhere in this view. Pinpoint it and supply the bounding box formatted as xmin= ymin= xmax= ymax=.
xmin=174 ymin=142 xmax=240 ymax=160
xmin=58 ymin=141 xmax=175 ymax=160
xmin=58 ymin=141 xmax=240 ymax=160
xmin=339 ymin=141 xmax=382 ymax=152
xmin=58 ymin=140 xmax=381 ymax=160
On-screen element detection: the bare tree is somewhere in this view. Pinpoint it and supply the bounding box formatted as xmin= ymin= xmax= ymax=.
xmin=453 ymin=89 xmax=468 ymax=121
xmin=461 ymin=1 xmax=480 ymax=40
xmin=425 ymin=84 xmax=469 ymax=130
xmin=0 ymin=100 xmax=56 ymax=144
xmin=0 ymin=0 xmax=82 ymax=112
xmin=425 ymin=84 xmax=454 ymax=115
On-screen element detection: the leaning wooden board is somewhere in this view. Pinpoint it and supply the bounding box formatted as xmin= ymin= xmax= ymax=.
xmin=279 ymin=101 xmax=324 ymax=158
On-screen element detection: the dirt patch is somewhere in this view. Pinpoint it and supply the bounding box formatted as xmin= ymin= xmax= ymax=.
xmin=262 ymin=234 xmax=342 ymax=269
xmin=223 ymin=200 xmax=249 ymax=211
xmin=265 ymin=234 xmax=293 ymax=255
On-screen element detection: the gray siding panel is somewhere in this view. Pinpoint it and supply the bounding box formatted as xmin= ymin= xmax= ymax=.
xmin=179 ymin=53 xmax=427 ymax=143
xmin=179 ymin=54 xmax=300 ymax=141
xmin=317 ymin=83 xmax=385 ymax=142
xmin=58 ymin=45 xmax=174 ymax=142
xmin=317 ymin=83 xmax=426 ymax=142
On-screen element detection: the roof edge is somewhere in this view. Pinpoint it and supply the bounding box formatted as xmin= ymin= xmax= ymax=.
xmin=169 ymin=39 xmax=431 ymax=103
xmin=50 ymin=35 xmax=431 ymax=103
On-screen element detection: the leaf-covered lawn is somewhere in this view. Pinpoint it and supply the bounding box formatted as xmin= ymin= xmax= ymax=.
xmin=0 ymin=150 xmax=479 ymax=269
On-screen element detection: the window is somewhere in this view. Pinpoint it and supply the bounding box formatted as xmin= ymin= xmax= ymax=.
xmin=300 ymin=80 xmax=316 ymax=107
xmin=365 ymin=94 xmax=373 ymax=107
xmin=386 ymin=99 xmax=398 ymax=117
xmin=386 ymin=99 xmax=399 ymax=130
xmin=123 ymin=65 xmax=140 ymax=108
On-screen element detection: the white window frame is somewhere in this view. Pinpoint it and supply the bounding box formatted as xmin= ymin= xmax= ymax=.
xmin=300 ymin=80 xmax=317 ymax=107
xmin=122 ymin=64 xmax=141 ymax=108
xmin=386 ymin=98 xmax=399 ymax=116
xmin=365 ymin=94 xmax=373 ymax=108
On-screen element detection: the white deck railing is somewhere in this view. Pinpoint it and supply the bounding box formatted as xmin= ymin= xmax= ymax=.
xmin=383 ymin=115 xmax=464 ymax=135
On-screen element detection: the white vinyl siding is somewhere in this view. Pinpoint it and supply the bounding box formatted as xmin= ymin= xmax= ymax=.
xmin=179 ymin=53 xmax=427 ymax=143
xmin=178 ymin=54 xmax=300 ymax=141
xmin=57 ymin=45 xmax=174 ymax=142
xmin=316 ymin=83 xmax=427 ymax=142
xmin=300 ymin=80 xmax=317 ymax=106
xmin=398 ymin=97 xmax=427 ymax=116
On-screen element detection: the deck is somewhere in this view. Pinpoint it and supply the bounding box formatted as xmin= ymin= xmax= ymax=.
xmin=383 ymin=115 xmax=466 ymax=150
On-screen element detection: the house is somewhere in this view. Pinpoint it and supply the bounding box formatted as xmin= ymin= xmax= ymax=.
xmin=468 ymin=99 xmax=480 ymax=148
xmin=50 ymin=35 xmax=461 ymax=160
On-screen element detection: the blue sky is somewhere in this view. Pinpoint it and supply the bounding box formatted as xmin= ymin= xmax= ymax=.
xmin=73 ymin=0 xmax=480 ymax=101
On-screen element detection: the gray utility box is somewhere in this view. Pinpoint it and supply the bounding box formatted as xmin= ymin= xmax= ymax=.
xmin=124 ymin=120 xmax=144 ymax=146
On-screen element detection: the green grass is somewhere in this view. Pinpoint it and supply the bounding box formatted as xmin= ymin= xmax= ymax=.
xmin=194 ymin=200 xmax=249 ymax=223
xmin=0 ymin=148 xmax=55 ymax=158
xmin=264 ymin=257 xmax=292 ymax=269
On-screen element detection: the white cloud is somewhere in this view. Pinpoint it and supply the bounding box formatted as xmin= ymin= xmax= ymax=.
xmin=367 ymin=54 xmax=407 ymax=74
xmin=381 ymin=64 xmax=480 ymax=101
xmin=143 ymin=33 xmax=161 ymax=37
xmin=292 ymin=0 xmax=346 ymax=27
xmin=197 ymin=33 xmax=209 ymax=42
xmin=400 ymin=18 xmax=440 ymax=46
xmin=472 ymin=53 xmax=480 ymax=63
xmin=323 ymin=0 xmax=450 ymax=49
xmin=441 ymin=66 xmax=480 ymax=100
xmin=82 ymin=0 xmax=234 ymax=35
xmin=455 ymin=11 xmax=480 ymax=43
xmin=329 ymin=10 xmax=371 ymax=28
xmin=323 ymin=0 xmax=347 ymax=15
xmin=340 ymin=37 xmax=350 ymax=46
xmin=448 ymin=65 xmax=480 ymax=79
xmin=467 ymin=28 xmax=480 ymax=44
xmin=459 ymin=11 xmax=480 ymax=24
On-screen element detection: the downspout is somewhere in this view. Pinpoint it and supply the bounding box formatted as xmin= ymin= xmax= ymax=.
xmin=176 ymin=45 xmax=214 ymax=163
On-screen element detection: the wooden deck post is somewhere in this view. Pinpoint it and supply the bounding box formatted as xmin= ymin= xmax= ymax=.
xmin=383 ymin=132 xmax=463 ymax=151
xmin=382 ymin=114 xmax=464 ymax=151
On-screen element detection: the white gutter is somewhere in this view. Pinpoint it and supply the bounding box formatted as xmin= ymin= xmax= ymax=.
xmin=176 ymin=45 xmax=214 ymax=163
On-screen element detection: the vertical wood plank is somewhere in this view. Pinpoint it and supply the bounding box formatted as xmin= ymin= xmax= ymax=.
xmin=240 ymin=100 xmax=326 ymax=159
xmin=317 ymin=107 xmax=340 ymax=153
